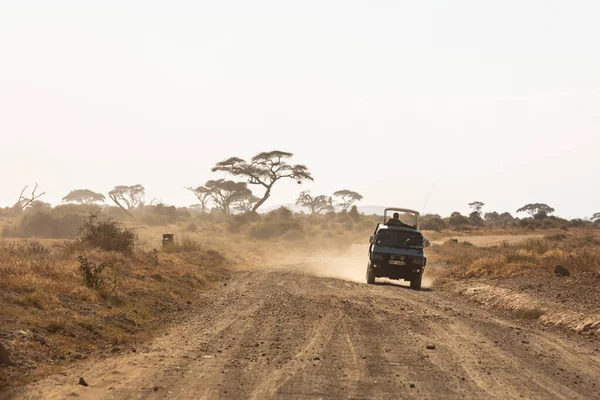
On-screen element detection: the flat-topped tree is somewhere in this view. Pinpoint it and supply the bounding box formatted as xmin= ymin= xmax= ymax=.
xmin=468 ymin=201 xmax=485 ymax=216
xmin=591 ymin=212 xmax=600 ymax=222
xmin=62 ymin=189 xmax=106 ymax=204
xmin=517 ymin=203 xmax=555 ymax=219
xmin=108 ymin=185 xmax=145 ymax=217
xmin=296 ymin=190 xmax=333 ymax=215
xmin=204 ymin=179 xmax=253 ymax=215
xmin=185 ymin=185 xmax=212 ymax=213
xmin=212 ymin=150 xmax=313 ymax=212
xmin=333 ymin=190 xmax=363 ymax=212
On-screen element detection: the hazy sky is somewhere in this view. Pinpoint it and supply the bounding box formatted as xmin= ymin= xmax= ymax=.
xmin=1 ymin=1 xmax=598 ymax=218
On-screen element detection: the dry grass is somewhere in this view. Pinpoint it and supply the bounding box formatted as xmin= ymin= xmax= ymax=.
xmin=429 ymin=229 xmax=600 ymax=278
xmin=0 ymin=212 xmax=379 ymax=387
xmin=0 ymin=234 xmax=229 ymax=387
xmin=2 ymin=209 xmax=596 ymax=386
xmin=161 ymin=235 xmax=203 ymax=253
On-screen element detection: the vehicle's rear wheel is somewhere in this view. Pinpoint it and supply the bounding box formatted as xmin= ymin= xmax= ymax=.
xmin=366 ymin=265 xmax=375 ymax=284
xmin=410 ymin=275 xmax=422 ymax=290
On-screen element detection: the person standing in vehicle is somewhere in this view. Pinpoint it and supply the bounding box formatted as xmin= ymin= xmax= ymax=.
xmin=387 ymin=212 xmax=402 ymax=225
xmin=387 ymin=212 xmax=412 ymax=228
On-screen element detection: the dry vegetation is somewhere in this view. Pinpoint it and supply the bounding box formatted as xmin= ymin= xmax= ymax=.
xmin=429 ymin=230 xmax=600 ymax=279
xmin=0 ymin=217 xmax=229 ymax=387
xmin=1 ymin=201 xmax=599 ymax=387
xmin=0 ymin=206 xmax=381 ymax=387
xmin=426 ymin=230 xmax=600 ymax=336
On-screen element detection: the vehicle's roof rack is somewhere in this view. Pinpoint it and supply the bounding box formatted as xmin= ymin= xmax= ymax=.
xmin=383 ymin=207 xmax=420 ymax=216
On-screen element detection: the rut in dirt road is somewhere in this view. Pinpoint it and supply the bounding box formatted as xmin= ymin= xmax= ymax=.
xmin=8 ymin=269 xmax=600 ymax=400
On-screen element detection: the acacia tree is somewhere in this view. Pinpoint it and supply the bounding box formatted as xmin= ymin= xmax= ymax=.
xmin=468 ymin=201 xmax=485 ymax=216
xmin=320 ymin=196 xmax=336 ymax=215
xmin=449 ymin=211 xmax=470 ymax=227
xmin=212 ymin=150 xmax=313 ymax=212
xmin=591 ymin=212 xmax=600 ymax=222
xmin=516 ymin=203 xmax=555 ymax=218
xmin=333 ymin=190 xmax=363 ymax=212
xmin=62 ymin=189 xmax=106 ymax=204
xmin=469 ymin=211 xmax=484 ymax=226
xmin=296 ymin=190 xmax=333 ymax=215
xmin=233 ymin=193 xmax=261 ymax=213
xmin=204 ymin=179 xmax=253 ymax=215
xmin=185 ymin=186 xmax=212 ymax=213
xmin=108 ymin=185 xmax=146 ymax=217
xmin=484 ymin=211 xmax=499 ymax=222
xmin=13 ymin=183 xmax=46 ymax=210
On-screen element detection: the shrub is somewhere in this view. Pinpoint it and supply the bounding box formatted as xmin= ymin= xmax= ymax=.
xmin=3 ymin=211 xmax=86 ymax=238
xmin=226 ymin=212 xmax=261 ymax=233
xmin=138 ymin=204 xmax=192 ymax=226
xmin=250 ymin=219 xmax=303 ymax=240
xmin=76 ymin=214 xmax=136 ymax=253
xmin=448 ymin=212 xmax=470 ymax=227
xmin=421 ymin=217 xmax=446 ymax=232
xmin=78 ymin=256 xmax=117 ymax=292
xmin=102 ymin=206 xmax=130 ymax=220
xmin=349 ymin=205 xmax=361 ymax=221
xmin=282 ymin=229 xmax=306 ymax=241
xmin=248 ymin=207 xmax=304 ymax=240
xmin=265 ymin=207 xmax=294 ymax=221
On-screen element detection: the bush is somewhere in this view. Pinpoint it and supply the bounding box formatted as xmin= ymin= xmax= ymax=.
xmin=226 ymin=212 xmax=261 ymax=233
xmin=138 ymin=204 xmax=192 ymax=226
xmin=421 ymin=217 xmax=446 ymax=232
xmin=282 ymin=229 xmax=306 ymax=241
xmin=2 ymin=211 xmax=87 ymax=238
xmin=266 ymin=207 xmax=294 ymax=221
xmin=249 ymin=208 xmax=303 ymax=240
xmin=349 ymin=205 xmax=361 ymax=221
xmin=102 ymin=206 xmax=130 ymax=220
xmin=76 ymin=214 xmax=136 ymax=253
xmin=448 ymin=212 xmax=470 ymax=227
xmin=250 ymin=219 xmax=304 ymax=240
xmin=233 ymin=211 xmax=261 ymax=224
xmin=78 ymin=256 xmax=117 ymax=292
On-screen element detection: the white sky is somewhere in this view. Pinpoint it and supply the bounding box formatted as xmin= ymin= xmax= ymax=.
xmin=1 ymin=1 xmax=598 ymax=218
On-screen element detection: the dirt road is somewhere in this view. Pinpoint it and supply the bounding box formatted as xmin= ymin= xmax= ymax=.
xmin=8 ymin=265 xmax=599 ymax=400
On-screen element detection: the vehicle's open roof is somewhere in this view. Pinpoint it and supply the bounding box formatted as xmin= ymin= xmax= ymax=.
xmin=384 ymin=207 xmax=420 ymax=216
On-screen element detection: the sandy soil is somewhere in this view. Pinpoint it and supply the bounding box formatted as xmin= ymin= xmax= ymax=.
xmin=5 ymin=259 xmax=599 ymax=399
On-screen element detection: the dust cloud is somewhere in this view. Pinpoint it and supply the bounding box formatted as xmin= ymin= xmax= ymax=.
xmin=284 ymin=244 xmax=434 ymax=289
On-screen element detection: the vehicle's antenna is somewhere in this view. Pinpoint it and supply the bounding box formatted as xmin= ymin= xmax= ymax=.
xmin=421 ymin=181 xmax=437 ymax=215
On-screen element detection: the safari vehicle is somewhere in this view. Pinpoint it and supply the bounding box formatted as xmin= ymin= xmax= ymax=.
xmin=366 ymin=208 xmax=429 ymax=289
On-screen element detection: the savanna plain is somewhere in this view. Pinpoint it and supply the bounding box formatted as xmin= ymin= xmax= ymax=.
xmin=1 ymin=200 xmax=599 ymax=399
